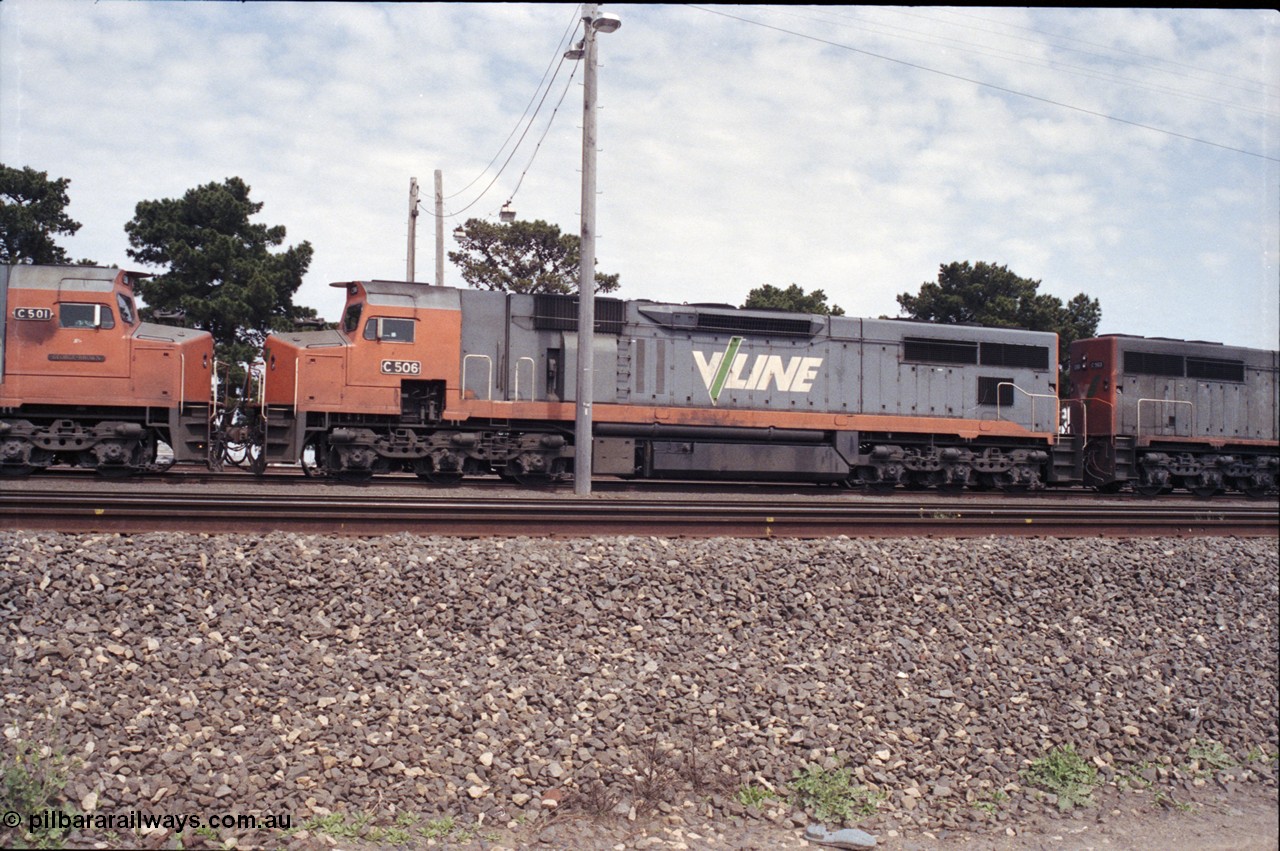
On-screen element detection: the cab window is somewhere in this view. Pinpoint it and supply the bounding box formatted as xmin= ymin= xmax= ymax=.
xmin=60 ymin=303 xmax=115 ymax=329
xmin=117 ymin=291 xmax=138 ymax=325
xmin=343 ymin=303 xmax=363 ymax=334
xmin=362 ymin=317 xmax=415 ymax=342
xmin=116 ymin=293 xmax=136 ymax=325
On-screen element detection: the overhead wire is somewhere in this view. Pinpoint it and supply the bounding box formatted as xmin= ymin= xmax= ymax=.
xmin=433 ymin=5 xmax=585 ymax=218
xmin=786 ymin=5 xmax=1277 ymax=119
xmin=923 ymin=7 xmax=1278 ymax=97
xmin=688 ymin=5 xmax=1279 ymax=163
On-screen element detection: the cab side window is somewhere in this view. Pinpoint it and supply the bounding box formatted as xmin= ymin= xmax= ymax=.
xmin=343 ymin=303 xmax=363 ymax=334
xmin=60 ymin=303 xmax=115 ymax=329
xmin=116 ymin=293 xmax=136 ymax=325
xmin=362 ymin=317 xmax=415 ymax=343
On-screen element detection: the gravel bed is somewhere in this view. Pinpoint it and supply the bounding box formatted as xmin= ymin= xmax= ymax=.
xmin=1 ymin=532 xmax=1276 ymax=849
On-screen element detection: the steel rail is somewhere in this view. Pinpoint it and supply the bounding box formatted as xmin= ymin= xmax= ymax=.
xmin=2 ymin=488 xmax=1275 ymax=538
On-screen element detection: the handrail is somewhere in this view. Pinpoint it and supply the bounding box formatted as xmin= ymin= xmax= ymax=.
xmin=995 ymin=381 xmax=1060 ymax=440
xmin=461 ymin=354 xmax=493 ymax=401
xmin=1137 ymin=397 xmax=1194 ymax=443
xmin=513 ymin=356 xmax=535 ymax=401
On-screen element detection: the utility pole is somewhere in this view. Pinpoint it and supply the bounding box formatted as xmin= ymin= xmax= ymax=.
xmin=406 ymin=177 xmax=419 ymax=282
xmin=434 ymin=170 xmax=444 ymax=287
xmin=571 ymin=3 xmax=620 ymax=496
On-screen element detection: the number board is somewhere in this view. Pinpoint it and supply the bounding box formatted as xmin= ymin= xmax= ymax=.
xmin=13 ymin=307 xmax=54 ymax=321
xmin=381 ymin=360 xmax=421 ymax=376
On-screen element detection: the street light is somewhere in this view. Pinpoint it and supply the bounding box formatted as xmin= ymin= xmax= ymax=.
xmin=567 ymin=4 xmax=620 ymax=497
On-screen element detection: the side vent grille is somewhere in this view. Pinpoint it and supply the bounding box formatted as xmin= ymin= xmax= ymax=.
xmin=903 ymin=337 xmax=979 ymax=365
xmin=533 ymin=294 xmax=625 ymax=335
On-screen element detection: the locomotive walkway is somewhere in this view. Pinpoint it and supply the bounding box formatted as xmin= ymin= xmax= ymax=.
xmin=3 ymin=480 xmax=1276 ymax=537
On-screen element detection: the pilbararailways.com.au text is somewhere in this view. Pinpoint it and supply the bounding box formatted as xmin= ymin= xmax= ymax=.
xmin=14 ymin=808 xmax=292 ymax=833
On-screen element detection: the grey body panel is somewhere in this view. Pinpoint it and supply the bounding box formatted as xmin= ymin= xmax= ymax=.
xmin=1112 ymin=336 xmax=1278 ymax=443
xmin=452 ymin=289 xmax=1060 ymax=434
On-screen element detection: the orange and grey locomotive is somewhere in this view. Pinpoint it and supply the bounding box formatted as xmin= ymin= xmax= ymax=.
xmin=251 ymin=279 xmax=1081 ymax=489
xmin=0 ymin=264 xmax=215 ymax=476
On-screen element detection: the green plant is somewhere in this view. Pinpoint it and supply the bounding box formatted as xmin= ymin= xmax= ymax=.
xmin=1 ymin=737 xmax=80 ymax=849
xmin=1021 ymin=745 xmax=1098 ymax=812
xmin=287 ymin=811 xmax=450 ymax=845
xmin=735 ymin=783 xmax=777 ymax=809
xmin=1117 ymin=760 xmax=1157 ymax=790
xmin=421 ymin=815 xmax=457 ymax=839
xmin=1188 ymin=740 xmax=1238 ymax=773
xmin=193 ymin=824 xmax=228 ymax=849
xmin=790 ymin=763 xmax=884 ymax=824
xmin=972 ymin=788 xmax=1009 ymax=815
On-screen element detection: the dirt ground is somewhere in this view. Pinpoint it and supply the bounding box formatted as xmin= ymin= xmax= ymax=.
xmin=247 ymin=781 xmax=1278 ymax=850
xmin=458 ymin=783 xmax=1280 ymax=850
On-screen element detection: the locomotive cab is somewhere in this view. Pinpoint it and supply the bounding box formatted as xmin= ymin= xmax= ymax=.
xmin=256 ymin=280 xmax=464 ymax=474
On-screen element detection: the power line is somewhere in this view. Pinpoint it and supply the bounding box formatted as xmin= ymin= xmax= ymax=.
xmin=688 ymin=5 xmax=1279 ymax=163
xmin=438 ymin=5 xmax=585 ymax=213
xmin=785 ymin=6 xmax=1277 ymax=119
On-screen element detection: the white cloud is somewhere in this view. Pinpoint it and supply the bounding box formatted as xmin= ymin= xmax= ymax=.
xmin=2 ymin=2 xmax=1275 ymax=350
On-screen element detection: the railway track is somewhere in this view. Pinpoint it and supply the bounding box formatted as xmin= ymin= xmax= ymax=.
xmin=2 ymin=483 xmax=1275 ymax=537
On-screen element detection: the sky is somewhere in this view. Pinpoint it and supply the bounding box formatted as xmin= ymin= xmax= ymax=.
xmin=2 ymin=3 xmax=1277 ymax=350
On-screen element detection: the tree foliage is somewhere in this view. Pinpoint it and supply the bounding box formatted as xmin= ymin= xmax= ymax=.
xmin=124 ymin=177 xmax=317 ymax=365
xmin=742 ymin=283 xmax=845 ymax=316
xmin=448 ymin=218 xmax=620 ymax=294
xmin=0 ymin=164 xmax=88 ymax=265
xmin=897 ymin=261 xmax=1101 ymax=369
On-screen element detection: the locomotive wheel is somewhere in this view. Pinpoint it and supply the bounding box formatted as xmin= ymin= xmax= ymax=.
xmin=1189 ymin=485 xmax=1220 ymax=499
xmin=330 ymin=468 xmax=373 ymax=484
xmin=1133 ymin=481 xmax=1166 ymax=497
xmin=413 ymin=457 xmax=463 ymax=485
xmin=417 ymin=469 xmax=463 ymax=486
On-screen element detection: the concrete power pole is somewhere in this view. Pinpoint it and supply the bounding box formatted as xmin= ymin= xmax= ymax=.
xmin=406 ymin=177 xmax=419 ymax=282
xmin=434 ymin=170 xmax=444 ymax=287
xmin=573 ymin=3 xmax=620 ymax=496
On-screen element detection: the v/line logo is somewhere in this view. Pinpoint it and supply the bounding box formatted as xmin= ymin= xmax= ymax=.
xmin=693 ymin=336 xmax=823 ymax=404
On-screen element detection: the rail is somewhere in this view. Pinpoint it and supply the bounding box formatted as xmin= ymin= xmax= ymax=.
xmin=3 ymin=485 xmax=1275 ymax=539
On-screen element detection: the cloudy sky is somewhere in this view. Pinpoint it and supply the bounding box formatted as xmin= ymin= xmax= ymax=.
xmin=3 ymin=3 xmax=1276 ymax=349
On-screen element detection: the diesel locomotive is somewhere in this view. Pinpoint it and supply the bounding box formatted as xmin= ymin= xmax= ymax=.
xmin=3 ymin=264 xmax=1276 ymax=496
xmin=0 ymin=264 xmax=215 ymax=476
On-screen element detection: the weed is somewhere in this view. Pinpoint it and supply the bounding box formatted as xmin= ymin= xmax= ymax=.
xmin=1 ymin=733 xmax=81 ymax=849
xmin=972 ymin=789 xmax=1009 ymax=815
xmin=734 ymin=783 xmax=777 ymax=809
xmin=193 ymin=824 xmax=228 ymax=849
xmin=567 ymin=779 xmax=620 ymax=817
xmin=790 ymin=763 xmax=884 ymax=824
xmin=1244 ymin=746 xmax=1278 ymax=765
xmin=1150 ymin=788 xmax=1196 ymax=812
xmin=1021 ymin=744 xmax=1098 ymax=812
xmin=1188 ymin=740 xmax=1237 ymax=773
xmin=286 ymin=810 xmax=472 ymax=845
